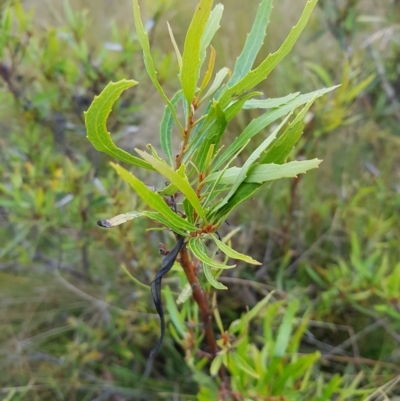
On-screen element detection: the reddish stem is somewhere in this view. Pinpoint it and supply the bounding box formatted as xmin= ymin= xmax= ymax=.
xmin=179 ymin=245 xmax=218 ymax=355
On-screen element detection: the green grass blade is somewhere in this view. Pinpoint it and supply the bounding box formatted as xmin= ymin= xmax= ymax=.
xmin=111 ymin=162 xmax=197 ymax=232
xmin=230 ymin=352 xmax=260 ymax=379
xmin=274 ymin=299 xmax=299 ymax=357
xmin=229 ymin=0 xmax=273 ymax=86
xmin=211 ymin=235 xmax=261 ymax=265
xmin=84 ymin=80 xmax=153 ymax=170
xmin=218 ymin=0 xmax=318 ymax=108
xmin=135 ymin=150 xmax=207 ymax=222
xmin=132 ymin=0 xmax=183 ymax=132
xmin=180 ymin=0 xmax=214 ymax=104
xmin=160 ymin=90 xmax=183 ymax=166
xmin=188 ymin=237 xmax=235 ymax=269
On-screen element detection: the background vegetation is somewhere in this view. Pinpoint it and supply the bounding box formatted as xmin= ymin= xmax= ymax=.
xmin=1 ymin=0 xmax=399 ymax=400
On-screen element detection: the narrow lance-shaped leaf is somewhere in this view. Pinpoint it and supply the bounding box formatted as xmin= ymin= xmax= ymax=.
xmin=167 ymin=22 xmax=182 ymax=69
xmin=194 ymin=100 xmax=227 ymax=171
xmin=225 ymin=91 xmax=263 ymax=121
xmin=200 ymin=67 xmax=230 ymax=103
xmin=260 ymin=96 xmax=318 ymax=164
xmin=209 ymin=96 xmax=327 ymax=222
xmin=229 ymin=0 xmax=273 ymax=86
xmin=243 ymin=92 xmax=300 ymax=109
xmin=183 ymin=198 xmax=195 ymax=224
xmin=205 ymin=159 xmax=322 ymax=185
xmin=211 ymin=235 xmax=261 ymax=265
xmin=229 ymin=352 xmax=260 ymax=379
xmin=198 ymin=46 xmax=216 ymax=99
xmin=135 ymin=150 xmax=208 ymax=222
xmin=213 ymin=86 xmax=339 ymax=171
xmin=180 ymin=0 xmax=214 ymax=103
xmin=160 ymin=90 xmax=183 ymax=166
xmin=132 ymin=0 xmax=183 ymax=132
xmin=199 ymin=3 xmax=224 ymax=68
xmin=217 ymin=0 xmax=318 ymax=109
xmin=188 ymin=237 xmax=235 ymax=269
xmin=203 ymin=263 xmax=227 ymax=290
xmin=143 ymin=211 xmax=188 ymax=236
xmin=110 ymin=162 xmax=197 ymax=232
xmin=214 ymin=113 xmax=291 ymax=212
xmin=197 ymin=239 xmax=227 ymax=289
xmin=84 ymin=80 xmax=153 ymax=170
xmin=149 ymin=236 xmax=185 ymax=358
xmin=97 ymin=211 xmax=144 ymax=228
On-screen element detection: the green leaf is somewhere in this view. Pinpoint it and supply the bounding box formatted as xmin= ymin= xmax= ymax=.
xmin=158 ymin=164 xmax=186 ymax=196
xmin=214 ymin=86 xmax=338 ymax=171
xmin=203 ymin=263 xmax=227 ymax=290
xmin=208 ymin=182 xmax=264 ymax=223
xmin=183 ymin=198 xmax=195 ymax=223
xmin=229 ymin=352 xmax=260 ymax=379
xmin=132 ymin=0 xmax=183 ymax=131
xmin=274 ymin=299 xmax=299 ymax=357
xmin=206 ymin=159 xmax=322 ymax=185
xmin=164 ymin=286 xmax=186 ymax=338
xmin=260 ymin=97 xmax=317 ymax=164
xmin=194 ymin=101 xmax=227 ymax=171
xmin=167 ymin=22 xmax=182 ymax=69
xmin=160 ymin=90 xmax=183 ymax=166
xmin=201 ymin=67 xmax=230 ymax=102
xmin=110 ymin=162 xmax=196 ymax=233
xmin=249 ymin=159 xmax=322 ymax=181
xmin=211 ymin=235 xmax=261 ymax=265
xmin=188 ymin=237 xmax=235 ymax=270
xmin=243 ymin=92 xmax=300 ymax=109
xmin=84 ymin=80 xmax=153 ymax=170
xmin=210 ymin=352 xmax=224 ymax=376
xmin=97 ymin=211 xmax=144 ymax=228
xmin=135 ymin=150 xmax=207 ymax=222
xmin=214 ymin=113 xmax=291 ymax=211
xmin=229 ymin=0 xmax=273 ymax=86
xmin=199 ymin=4 xmax=224 ymax=68
xmin=272 ymin=352 xmax=320 ymax=392
xmin=142 ymin=211 xmax=188 ymax=236
xmin=218 ymin=0 xmax=319 ymax=108
xmin=198 ymin=46 xmax=216 ymax=99
xmin=176 ymin=283 xmax=192 ymax=304
xmin=225 ymin=91 xmax=263 ymax=121
xmin=180 ymin=0 xmax=214 ymax=103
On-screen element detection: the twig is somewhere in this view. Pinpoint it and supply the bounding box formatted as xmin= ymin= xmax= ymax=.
xmin=179 ymin=245 xmax=218 ymax=356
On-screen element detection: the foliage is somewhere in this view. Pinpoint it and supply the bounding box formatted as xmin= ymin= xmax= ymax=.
xmin=1 ymin=0 xmax=400 ymax=400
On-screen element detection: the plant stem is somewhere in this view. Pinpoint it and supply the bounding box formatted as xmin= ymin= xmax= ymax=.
xmin=179 ymin=244 xmax=218 ymax=356
xmin=176 ymin=102 xmax=194 ymax=169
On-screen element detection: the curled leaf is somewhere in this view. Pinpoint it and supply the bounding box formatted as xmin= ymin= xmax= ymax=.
xmin=149 ymin=236 xmax=185 ymax=358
